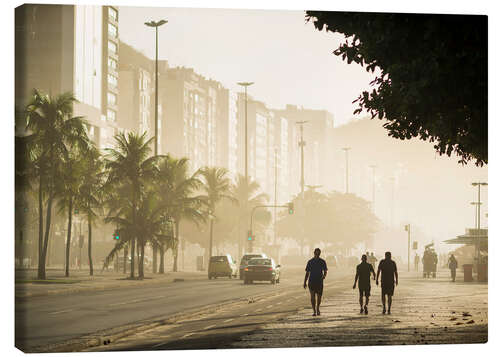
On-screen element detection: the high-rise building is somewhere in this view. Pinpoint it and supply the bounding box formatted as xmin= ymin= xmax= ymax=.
xmin=15 ymin=4 xmax=121 ymax=149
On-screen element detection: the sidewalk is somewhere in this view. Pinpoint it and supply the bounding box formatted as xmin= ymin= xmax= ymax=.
xmin=232 ymin=271 xmax=488 ymax=348
xmin=15 ymin=268 xmax=207 ymax=298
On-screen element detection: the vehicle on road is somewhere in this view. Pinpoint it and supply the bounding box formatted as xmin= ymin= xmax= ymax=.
xmin=239 ymin=253 xmax=267 ymax=279
xmin=243 ymin=257 xmax=281 ymax=284
xmin=208 ymin=254 xmax=238 ymax=279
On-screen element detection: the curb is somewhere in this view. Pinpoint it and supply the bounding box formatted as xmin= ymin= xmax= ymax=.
xmin=15 ymin=274 xmax=207 ymax=299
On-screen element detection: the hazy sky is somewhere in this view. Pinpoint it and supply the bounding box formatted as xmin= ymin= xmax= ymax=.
xmin=119 ymin=6 xmax=377 ymax=126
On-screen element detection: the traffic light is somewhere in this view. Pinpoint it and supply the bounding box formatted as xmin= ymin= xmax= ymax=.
xmin=114 ymin=234 xmax=120 ymax=240
xmin=287 ymin=202 xmax=294 ymax=215
xmin=74 ymin=208 xmax=79 ymax=214
xmin=247 ymin=230 xmax=253 ymax=241
xmin=404 ymin=224 xmax=409 ymax=231
xmin=413 ymin=241 xmax=418 ymax=250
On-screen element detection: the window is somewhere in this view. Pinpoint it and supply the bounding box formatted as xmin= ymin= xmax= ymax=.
xmin=107 ymin=92 xmax=116 ymax=106
xmin=108 ymin=23 xmax=118 ymax=38
xmin=108 ymin=40 xmax=117 ymax=55
xmin=108 ymin=7 xmax=118 ymax=22
xmin=108 ymin=57 xmax=117 ymax=70
xmin=107 ymin=74 xmax=118 ymax=88
xmin=107 ymin=109 xmax=116 ymax=122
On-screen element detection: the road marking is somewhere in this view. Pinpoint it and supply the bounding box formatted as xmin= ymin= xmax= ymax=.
xmin=108 ymin=295 xmax=165 ymax=307
xmin=255 ymin=308 xmax=262 ymax=312
xmin=267 ymin=305 xmax=274 ymax=309
xmin=203 ymin=324 xmax=216 ymax=330
xmin=181 ymin=332 xmax=195 ymax=339
xmin=48 ymin=309 xmax=74 ymax=315
xmin=242 ymin=313 xmax=249 ymax=316
xmin=224 ymin=318 xmax=234 ymax=323
xmin=152 ymin=339 xmax=171 ymax=348
xmin=276 ymin=302 xmax=282 ymax=305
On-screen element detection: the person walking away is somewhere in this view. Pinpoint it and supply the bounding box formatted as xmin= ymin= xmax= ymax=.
xmin=304 ymin=248 xmax=328 ymax=316
xmin=370 ymin=252 xmax=377 ymax=269
xmin=448 ymin=254 xmax=458 ymax=282
xmin=414 ymin=253 xmax=420 ymax=272
xmin=376 ymin=251 xmax=398 ymax=314
xmin=353 ymin=254 xmax=376 ymax=314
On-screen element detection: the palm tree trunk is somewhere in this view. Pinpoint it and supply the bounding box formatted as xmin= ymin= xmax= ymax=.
xmin=123 ymin=244 xmax=128 ymax=274
xmin=152 ymin=242 xmax=158 ymax=274
xmin=87 ymin=217 xmax=93 ymax=276
xmin=139 ymin=239 xmax=145 ymax=279
xmin=37 ymin=175 xmax=45 ymax=280
xmin=65 ymin=196 xmax=73 ymax=277
xmin=209 ymin=218 xmax=214 ymax=258
xmin=130 ymin=238 xmax=135 ymax=278
xmin=41 ymin=191 xmax=54 ymax=280
xmin=159 ymin=243 xmax=165 ymax=273
xmin=173 ymin=220 xmax=180 ymax=272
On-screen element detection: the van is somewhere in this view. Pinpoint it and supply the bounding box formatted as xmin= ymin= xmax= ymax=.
xmin=208 ymin=254 xmax=238 ymax=279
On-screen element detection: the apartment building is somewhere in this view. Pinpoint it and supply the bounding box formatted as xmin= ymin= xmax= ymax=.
xmin=15 ymin=4 xmax=121 ymax=150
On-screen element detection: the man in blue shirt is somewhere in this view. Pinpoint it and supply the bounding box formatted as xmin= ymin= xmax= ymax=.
xmin=303 ymin=248 xmax=328 ymax=316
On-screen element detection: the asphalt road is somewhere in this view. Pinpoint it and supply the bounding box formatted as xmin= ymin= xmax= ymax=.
xmin=15 ymin=266 xmax=351 ymax=351
xmin=85 ymin=269 xmax=353 ymax=352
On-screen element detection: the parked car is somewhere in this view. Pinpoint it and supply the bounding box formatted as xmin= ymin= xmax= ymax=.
xmin=208 ymin=254 xmax=238 ymax=279
xmin=239 ymin=253 xmax=267 ymax=279
xmin=243 ymin=257 xmax=281 ymax=284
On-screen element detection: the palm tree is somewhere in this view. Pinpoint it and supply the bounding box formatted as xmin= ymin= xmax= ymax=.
xmin=104 ymin=132 xmax=158 ymax=279
xmin=157 ymin=155 xmax=205 ymax=272
xmin=231 ymin=175 xmax=269 ymax=258
xmin=199 ymin=167 xmax=235 ymax=259
xmin=79 ymin=145 xmax=105 ymax=276
xmin=24 ymin=89 xmax=88 ymax=280
xmin=56 ymin=148 xmax=86 ymax=277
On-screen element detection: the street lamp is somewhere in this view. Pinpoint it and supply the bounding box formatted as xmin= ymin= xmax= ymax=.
xmin=145 ymin=19 xmax=168 ymax=156
xmin=237 ymin=81 xmax=254 ymax=181
xmin=145 ymin=19 xmax=167 ymax=274
xmin=471 ymin=182 xmax=487 ymax=229
xmin=341 ymin=147 xmax=351 ymax=194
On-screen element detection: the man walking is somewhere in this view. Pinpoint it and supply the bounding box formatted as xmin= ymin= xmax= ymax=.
xmin=414 ymin=253 xmax=420 ymax=272
xmin=353 ymin=254 xmax=376 ymax=314
xmin=369 ymin=252 xmax=377 ymax=269
xmin=304 ymin=248 xmax=328 ymax=316
xmin=448 ymin=254 xmax=458 ymax=282
xmin=376 ymin=251 xmax=398 ymax=314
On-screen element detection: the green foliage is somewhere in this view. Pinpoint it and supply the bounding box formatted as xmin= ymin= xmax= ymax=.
xmin=305 ymin=11 xmax=487 ymax=166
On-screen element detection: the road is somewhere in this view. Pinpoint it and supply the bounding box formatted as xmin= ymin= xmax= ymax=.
xmin=15 ymin=266 xmax=350 ymax=352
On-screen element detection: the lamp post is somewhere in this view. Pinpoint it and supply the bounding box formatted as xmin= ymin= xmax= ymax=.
xmin=341 ymin=147 xmax=351 ymax=194
xmin=145 ymin=19 xmax=168 ymax=156
xmin=145 ymin=19 xmax=167 ymax=274
xmin=237 ymin=81 xmax=253 ymax=254
xmin=237 ymin=82 xmax=254 ymax=181
xmin=296 ymin=121 xmax=308 ymax=256
xmin=471 ymin=182 xmax=487 ymax=229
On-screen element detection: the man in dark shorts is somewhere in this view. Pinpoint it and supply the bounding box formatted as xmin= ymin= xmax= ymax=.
xmin=303 ymin=248 xmax=328 ymax=316
xmin=376 ymin=251 xmax=398 ymax=314
xmin=353 ymin=254 xmax=376 ymax=314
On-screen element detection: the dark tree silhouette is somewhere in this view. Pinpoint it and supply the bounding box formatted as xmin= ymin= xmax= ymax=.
xmin=306 ymin=11 xmax=487 ymax=166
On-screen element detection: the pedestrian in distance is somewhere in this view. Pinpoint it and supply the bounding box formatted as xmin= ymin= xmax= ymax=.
xmin=370 ymin=252 xmax=377 ymax=269
xmin=304 ymin=248 xmax=328 ymax=316
xmin=414 ymin=253 xmax=420 ymax=272
xmin=376 ymin=251 xmax=398 ymax=314
xmin=353 ymin=254 xmax=376 ymax=314
xmin=448 ymin=254 xmax=458 ymax=282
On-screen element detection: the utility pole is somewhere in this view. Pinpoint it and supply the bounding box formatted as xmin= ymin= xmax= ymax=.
xmin=274 ymin=147 xmax=278 ymax=245
xmin=341 ymin=147 xmax=351 ymax=194
xmin=471 ymin=182 xmax=487 ymax=268
xmin=296 ymin=121 xmax=308 ymax=256
xmin=369 ymin=165 xmax=377 ymax=212
xmin=405 ymin=224 xmax=410 ymax=272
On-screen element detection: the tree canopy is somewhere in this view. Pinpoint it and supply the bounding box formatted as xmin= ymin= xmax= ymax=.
xmin=305 ymin=11 xmax=487 ymax=166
